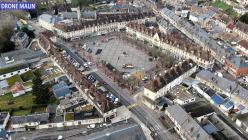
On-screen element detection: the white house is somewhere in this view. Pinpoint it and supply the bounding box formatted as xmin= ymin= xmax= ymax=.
xmin=143 ymin=60 xmax=197 ymax=109
xmin=38 ymin=14 xmax=57 ymax=31
xmin=11 ymin=113 xmax=49 ymax=131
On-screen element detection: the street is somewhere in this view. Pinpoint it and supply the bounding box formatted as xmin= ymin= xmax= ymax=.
xmin=55 ymin=41 xmax=173 ymax=140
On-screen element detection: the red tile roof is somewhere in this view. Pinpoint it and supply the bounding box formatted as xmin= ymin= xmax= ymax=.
xmin=10 ymin=82 xmax=25 ymax=94
xmin=239 ymin=40 xmax=248 ymax=49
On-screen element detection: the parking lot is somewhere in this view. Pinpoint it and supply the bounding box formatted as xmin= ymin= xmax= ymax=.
xmin=83 ymin=33 xmax=157 ymax=73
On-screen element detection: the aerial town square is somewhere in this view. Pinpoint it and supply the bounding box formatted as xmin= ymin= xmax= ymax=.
xmin=0 ymin=0 xmax=248 ymax=140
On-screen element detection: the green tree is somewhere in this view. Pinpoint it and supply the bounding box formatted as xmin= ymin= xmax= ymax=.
xmin=240 ymin=13 xmax=248 ymax=24
xmin=71 ymin=0 xmax=92 ymax=9
xmin=0 ymin=25 xmax=15 ymax=53
xmin=32 ymin=76 xmax=51 ymax=104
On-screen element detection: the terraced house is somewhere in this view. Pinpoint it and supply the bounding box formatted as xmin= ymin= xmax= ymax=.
xmin=143 ymin=59 xmax=197 ymax=109
xmin=53 ymin=12 xmax=155 ymax=40
xmin=125 ymin=22 xmax=214 ymax=69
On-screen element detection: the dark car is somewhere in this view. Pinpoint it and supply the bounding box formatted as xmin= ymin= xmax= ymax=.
xmin=95 ymin=49 xmax=102 ymax=55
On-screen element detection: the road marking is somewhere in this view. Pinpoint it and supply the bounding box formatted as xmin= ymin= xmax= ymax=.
xmin=127 ymin=103 xmax=137 ymax=109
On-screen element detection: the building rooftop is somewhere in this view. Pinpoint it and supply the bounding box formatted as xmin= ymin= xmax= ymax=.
xmin=54 ymin=12 xmax=154 ymax=32
xmin=0 ymin=80 xmax=8 ymax=89
xmin=0 ymin=48 xmax=44 ymax=68
xmin=215 ymin=14 xmax=232 ymax=24
xmin=168 ymin=85 xmax=195 ymax=101
xmin=211 ymin=94 xmax=225 ymax=105
xmin=167 ymin=105 xmax=212 ymax=140
xmin=59 ymin=94 xmax=86 ymax=111
xmin=11 ymin=113 xmax=49 ymax=125
xmin=0 ymin=112 xmax=9 ymax=125
xmin=196 ymin=70 xmax=248 ymax=102
xmin=190 ymin=6 xmax=215 ymax=20
xmin=38 ymin=14 xmax=58 ymax=24
xmin=52 ymin=81 xmax=71 ymax=98
xmin=237 ymin=113 xmax=248 ymax=126
xmin=160 ymin=7 xmax=226 ymax=61
xmin=0 ymin=129 xmax=8 ymax=139
xmin=238 ymin=40 xmax=248 ymax=50
xmin=145 ymin=59 xmax=196 ymax=92
xmin=127 ymin=22 xmax=213 ymax=61
xmin=10 ymin=82 xmax=25 ymax=94
xmin=225 ymin=54 xmax=248 ymax=69
xmin=235 ymin=21 xmax=248 ymax=34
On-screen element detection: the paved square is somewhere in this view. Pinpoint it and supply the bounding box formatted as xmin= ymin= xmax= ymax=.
xmin=84 ymin=34 xmax=156 ymax=73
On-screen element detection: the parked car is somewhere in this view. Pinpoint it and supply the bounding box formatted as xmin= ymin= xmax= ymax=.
xmin=95 ymin=49 xmax=102 ymax=55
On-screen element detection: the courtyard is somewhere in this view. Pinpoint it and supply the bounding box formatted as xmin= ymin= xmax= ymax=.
xmin=82 ymin=33 xmax=157 ymax=74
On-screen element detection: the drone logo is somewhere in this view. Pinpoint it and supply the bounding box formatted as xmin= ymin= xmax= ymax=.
xmin=0 ymin=2 xmax=36 ymax=10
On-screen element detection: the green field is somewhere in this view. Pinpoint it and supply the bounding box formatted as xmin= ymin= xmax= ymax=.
xmin=0 ymin=92 xmax=34 ymax=116
xmin=23 ymin=81 xmax=33 ymax=87
xmin=6 ymin=75 xmax=23 ymax=87
xmin=211 ymin=0 xmax=238 ymax=19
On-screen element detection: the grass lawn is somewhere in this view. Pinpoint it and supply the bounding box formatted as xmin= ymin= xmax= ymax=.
xmin=65 ymin=113 xmax=74 ymax=121
xmin=6 ymin=75 xmax=23 ymax=86
xmin=23 ymin=81 xmax=33 ymax=87
xmin=12 ymin=109 xmax=31 ymax=116
xmin=211 ymin=0 xmax=238 ymax=19
xmin=0 ymin=92 xmax=35 ymax=116
xmin=20 ymin=71 xmax=36 ymax=82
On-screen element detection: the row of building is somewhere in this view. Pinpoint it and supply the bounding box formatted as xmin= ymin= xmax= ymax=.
xmin=125 ymin=21 xmax=215 ymax=69
xmin=143 ymin=59 xmax=197 ymax=109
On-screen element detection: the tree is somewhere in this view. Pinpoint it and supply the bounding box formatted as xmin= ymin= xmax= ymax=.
xmin=0 ymin=25 xmax=15 ymax=53
xmin=71 ymin=0 xmax=92 ymax=9
xmin=32 ymin=76 xmax=51 ymax=104
xmin=240 ymin=13 xmax=248 ymax=24
xmin=28 ymin=9 xmax=37 ymax=18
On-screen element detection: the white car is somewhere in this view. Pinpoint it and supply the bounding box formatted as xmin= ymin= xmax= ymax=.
xmin=87 ymin=62 xmax=92 ymax=66
xmin=82 ymin=44 xmax=87 ymax=50
xmin=87 ymin=124 xmax=95 ymax=129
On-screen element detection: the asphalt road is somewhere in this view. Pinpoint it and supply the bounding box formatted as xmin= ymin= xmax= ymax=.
xmin=91 ymin=71 xmax=172 ymax=140
xmin=54 ymin=41 xmax=173 ymax=140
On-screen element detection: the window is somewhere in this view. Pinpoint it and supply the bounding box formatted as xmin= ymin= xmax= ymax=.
xmin=3 ymin=75 xmax=6 ymax=77
xmin=11 ymin=73 xmax=13 ymax=75
xmin=18 ymin=71 xmax=20 ymax=73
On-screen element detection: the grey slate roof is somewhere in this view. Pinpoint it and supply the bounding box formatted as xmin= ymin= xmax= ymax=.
xmin=0 ymin=112 xmax=9 ymax=125
xmin=11 ymin=113 xmax=49 ymax=124
xmin=167 ymin=105 xmax=212 ymax=140
xmin=0 ymin=80 xmax=8 ymax=89
xmin=196 ymin=70 xmax=248 ymax=102
xmin=0 ymin=48 xmax=44 ymax=68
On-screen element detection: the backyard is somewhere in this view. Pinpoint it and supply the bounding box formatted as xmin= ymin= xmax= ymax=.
xmin=211 ymin=0 xmax=238 ymax=19
xmin=0 ymin=92 xmax=34 ymax=116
